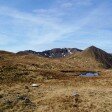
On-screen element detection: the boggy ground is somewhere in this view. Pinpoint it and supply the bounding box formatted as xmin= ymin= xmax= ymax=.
xmin=0 ymin=69 xmax=112 ymax=112
xmin=0 ymin=51 xmax=112 ymax=112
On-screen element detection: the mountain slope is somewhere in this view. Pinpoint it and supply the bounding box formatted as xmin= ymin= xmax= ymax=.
xmin=81 ymin=46 xmax=112 ymax=68
xmin=63 ymin=46 xmax=112 ymax=70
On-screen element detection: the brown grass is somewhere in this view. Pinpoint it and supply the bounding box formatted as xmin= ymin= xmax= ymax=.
xmin=0 ymin=53 xmax=112 ymax=112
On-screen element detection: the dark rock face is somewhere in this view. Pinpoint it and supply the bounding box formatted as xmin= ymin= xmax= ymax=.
xmin=17 ymin=48 xmax=82 ymax=58
xmin=37 ymin=48 xmax=82 ymax=58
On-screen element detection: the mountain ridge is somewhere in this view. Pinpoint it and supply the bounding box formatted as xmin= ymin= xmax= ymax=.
xmin=17 ymin=48 xmax=82 ymax=58
xmin=0 ymin=46 xmax=112 ymax=68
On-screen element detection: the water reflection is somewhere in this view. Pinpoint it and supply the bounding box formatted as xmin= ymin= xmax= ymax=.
xmin=80 ymin=72 xmax=99 ymax=77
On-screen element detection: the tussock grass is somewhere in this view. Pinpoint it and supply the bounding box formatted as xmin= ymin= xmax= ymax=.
xmin=0 ymin=52 xmax=112 ymax=111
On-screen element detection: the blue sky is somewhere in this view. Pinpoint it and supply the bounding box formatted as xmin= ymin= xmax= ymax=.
xmin=0 ymin=0 xmax=112 ymax=52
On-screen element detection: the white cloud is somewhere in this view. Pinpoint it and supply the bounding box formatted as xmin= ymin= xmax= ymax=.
xmin=0 ymin=6 xmax=75 ymax=50
xmin=75 ymin=0 xmax=92 ymax=6
xmin=0 ymin=1 xmax=111 ymax=51
xmin=61 ymin=2 xmax=73 ymax=8
xmin=0 ymin=5 xmax=96 ymax=49
xmin=0 ymin=33 xmax=16 ymax=45
xmin=58 ymin=0 xmax=92 ymax=8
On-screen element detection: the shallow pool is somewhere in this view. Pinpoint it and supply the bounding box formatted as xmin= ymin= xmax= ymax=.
xmin=80 ymin=72 xmax=99 ymax=77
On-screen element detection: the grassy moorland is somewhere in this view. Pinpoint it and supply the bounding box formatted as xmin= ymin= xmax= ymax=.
xmin=0 ymin=47 xmax=112 ymax=112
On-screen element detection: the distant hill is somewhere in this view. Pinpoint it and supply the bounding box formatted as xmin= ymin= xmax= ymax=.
xmin=0 ymin=46 xmax=112 ymax=71
xmin=81 ymin=46 xmax=112 ymax=68
xmin=63 ymin=46 xmax=112 ymax=69
xmin=17 ymin=48 xmax=82 ymax=58
xmin=0 ymin=50 xmax=14 ymax=55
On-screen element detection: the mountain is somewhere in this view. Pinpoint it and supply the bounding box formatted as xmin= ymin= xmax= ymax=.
xmin=63 ymin=46 xmax=112 ymax=69
xmin=80 ymin=46 xmax=112 ymax=68
xmin=17 ymin=48 xmax=82 ymax=58
xmin=0 ymin=50 xmax=15 ymax=60
xmin=1 ymin=46 xmax=112 ymax=69
xmin=17 ymin=50 xmax=37 ymax=55
xmin=0 ymin=50 xmax=14 ymax=55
